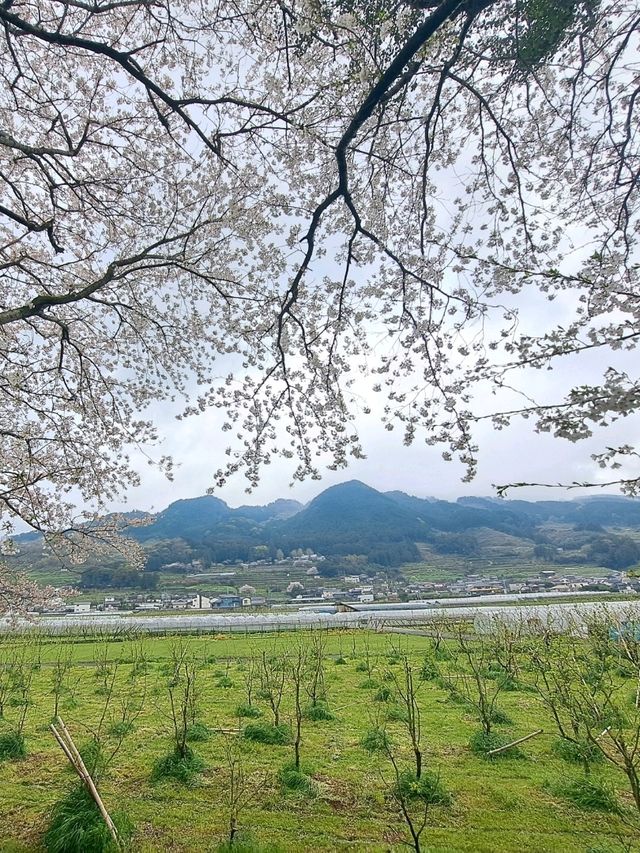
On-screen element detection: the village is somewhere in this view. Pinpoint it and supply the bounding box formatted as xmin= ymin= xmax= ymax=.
xmin=55 ymin=554 xmax=639 ymax=616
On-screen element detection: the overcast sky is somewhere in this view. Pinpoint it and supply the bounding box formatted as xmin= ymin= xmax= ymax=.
xmin=114 ymin=355 xmax=640 ymax=512
xmin=106 ymin=248 xmax=640 ymax=513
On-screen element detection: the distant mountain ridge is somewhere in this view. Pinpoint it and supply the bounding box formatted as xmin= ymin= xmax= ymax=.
xmin=109 ymin=481 xmax=640 ymax=567
xmin=15 ymin=481 xmax=640 ymax=571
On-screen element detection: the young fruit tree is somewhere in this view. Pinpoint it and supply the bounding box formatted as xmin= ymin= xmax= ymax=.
xmin=0 ymin=1 xmax=638 ymax=610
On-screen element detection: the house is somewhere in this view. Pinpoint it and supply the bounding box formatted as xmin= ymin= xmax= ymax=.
xmin=216 ymin=595 xmax=242 ymax=609
xmin=321 ymin=589 xmax=342 ymax=600
xmin=190 ymin=593 xmax=213 ymax=609
xmin=72 ymin=602 xmax=91 ymax=614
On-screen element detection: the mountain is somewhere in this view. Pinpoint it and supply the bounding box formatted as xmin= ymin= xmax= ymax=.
xmin=129 ymin=495 xmax=231 ymax=541
xmin=273 ymin=481 xmax=424 ymax=563
xmin=13 ymin=481 xmax=640 ymax=576
xmin=283 ymin=481 xmax=415 ymax=532
xmin=386 ymin=492 xmax=535 ymax=538
xmin=458 ymin=496 xmax=640 ymax=527
xmin=234 ymin=499 xmax=303 ymax=522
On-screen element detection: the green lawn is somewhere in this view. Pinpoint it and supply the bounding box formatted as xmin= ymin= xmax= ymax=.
xmin=0 ymin=630 xmax=637 ymax=852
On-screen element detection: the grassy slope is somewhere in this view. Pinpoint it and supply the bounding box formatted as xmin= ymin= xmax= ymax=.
xmin=0 ymin=631 xmax=636 ymax=852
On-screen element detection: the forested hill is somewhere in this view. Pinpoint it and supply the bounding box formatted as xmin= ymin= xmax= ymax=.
xmin=15 ymin=481 xmax=640 ymax=572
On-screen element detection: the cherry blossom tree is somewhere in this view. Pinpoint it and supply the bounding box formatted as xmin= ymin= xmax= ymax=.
xmin=0 ymin=0 xmax=638 ymax=609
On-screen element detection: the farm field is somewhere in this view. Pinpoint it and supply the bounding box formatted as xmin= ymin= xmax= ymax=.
xmin=0 ymin=628 xmax=638 ymax=852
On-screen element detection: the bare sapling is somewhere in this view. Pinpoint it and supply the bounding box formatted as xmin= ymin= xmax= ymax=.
xmin=259 ymin=648 xmax=287 ymax=728
xmin=50 ymin=646 xmax=74 ymax=719
xmin=290 ymin=644 xmax=308 ymax=771
xmin=391 ymin=655 xmax=423 ymax=780
xmin=241 ymin=653 xmax=258 ymax=708
xmin=383 ymin=740 xmax=430 ymax=853
xmin=221 ymin=741 xmax=268 ymax=849
xmin=530 ymin=629 xmax=600 ymax=775
xmin=170 ymin=658 xmax=198 ymax=760
xmin=450 ymin=625 xmax=507 ymax=737
xmin=305 ymin=631 xmax=326 ymax=708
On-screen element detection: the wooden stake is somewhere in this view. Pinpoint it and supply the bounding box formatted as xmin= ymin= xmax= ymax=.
xmin=487 ymin=728 xmax=544 ymax=756
xmin=50 ymin=717 xmax=122 ymax=849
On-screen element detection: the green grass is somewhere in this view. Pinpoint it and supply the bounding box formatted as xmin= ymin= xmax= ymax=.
xmin=236 ymin=703 xmax=263 ymax=718
xmin=0 ymin=731 xmax=26 ymax=761
xmin=0 ymin=629 xmax=637 ymax=852
xmin=304 ymin=703 xmax=335 ymax=721
xmin=43 ymin=783 xmax=133 ymax=853
xmin=243 ymin=722 xmax=291 ymax=745
xmin=150 ymin=747 xmax=206 ymax=785
xmin=545 ymin=776 xmax=619 ymax=813
xmin=551 ymin=737 xmax=603 ymax=767
xmin=277 ymin=763 xmax=316 ymax=796
xmin=395 ymin=769 xmax=452 ymax=806
xmin=360 ymin=727 xmax=391 ymax=753
xmin=186 ymin=722 xmax=211 ymax=742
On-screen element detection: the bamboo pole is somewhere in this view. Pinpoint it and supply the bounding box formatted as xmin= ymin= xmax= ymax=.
xmin=487 ymin=728 xmax=544 ymax=756
xmin=50 ymin=717 xmax=121 ymax=849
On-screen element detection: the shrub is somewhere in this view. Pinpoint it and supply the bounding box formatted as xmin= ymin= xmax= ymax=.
xmin=436 ymin=680 xmax=469 ymax=706
xmin=358 ymin=678 xmax=378 ymax=690
xmin=488 ymin=707 xmax=512 ymax=725
xmin=355 ymin=662 xmax=368 ymax=673
xmin=334 ymin=656 xmax=347 ymax=665
xmin=243 ymin=723 xmax=291 ymax=745
xmin=433 ymin=645 xmax=453 ymax=661
xmin=469 ymin=731 xmax=524 ymax=759
xmin=374 ymin=686 xmax=392 ymax=702
xmin=395 ymin=770 xmax=452 ymax=806
xmin=43 ymin=784 xmax=133 ymax=853
xmin=79 ymin=740 xmax=106 ymax=778
xmin=151 ymin=747 xmax=206 ymax=785
xmin=216 ymin=676 xmax=234 ymax=688
xmin=108 ymin=721 xmax=134 ymax=738
xmin=419 ymin=658 xmax=439 ymax=681
xmin=493 ymin=672 xmax=520 ymax=692
xmin=546 ymin=776 xmax=619 ymax=812
xmin=186 ymin=722 xmax=211 ymax=742
xmin=8 ymin=696 xmax=31 ymax=707
xmin=278 ymin=763 xmax=316 ymax=796
xmin=360 ymin=728 xmax=390 ymax=753
xmin=552 ymin=738 xmax=602 ymax=766
xmin=305 ymin=703 xmax=335 ymax=721
xmin=0 ymin=731 xmax=26 ymax=761
xmin=236 ymin=703 xmax=262 ymax=719
xmin=386 ymin=704 xmax=409 ymax=723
